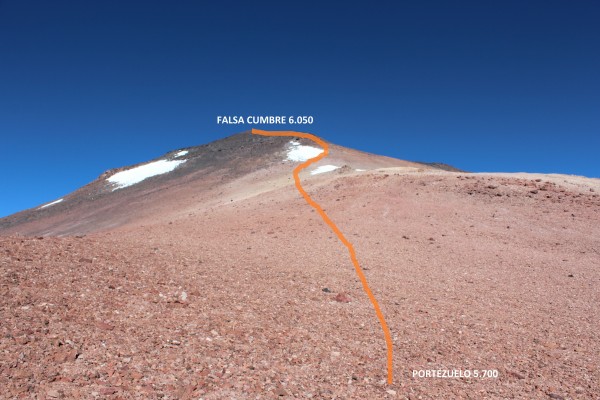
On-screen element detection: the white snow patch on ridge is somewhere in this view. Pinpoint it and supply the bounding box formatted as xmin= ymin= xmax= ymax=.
xmin=39 ymin=198 xmax=63 ymax=209
xmin=286 ymin=141 xmax=323 ymax=162
xmin=311 ymin=165 xmax=339 ymax=175
xmin=174 ymin=150 xmax=188 ymax=158
xmin=108 ymin=159 xmax=186 ymax=190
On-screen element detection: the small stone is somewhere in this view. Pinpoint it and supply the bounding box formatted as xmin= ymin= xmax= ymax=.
xmin=334 ymin=292 xmax=351 ymax=303
xmin=47 ymin=389 xmax=60 ymax=398
xmin=322 ymin=288 xmax=331 ymax=293
xmin=508 ymin=370 xmax=526 ymax=379
xmin=54 ymin=349 xmax=78 ymax=363
xmin=95 ymin=321 xmax=114 ymax=331
xmin=547 ymin=394 xmax=564 ymax=400
xmin=100 ymin=387 xmax=118 ymax=395
xmin=541 ymin=341 xmax=559 ymax=349
xmin=15 ymin=336 xmax=30 ymax=345
xmin=130 ymin=371 xmax=143 ymax=380
xmin=79 ymin=257 xmax=93 ymax=263
xmin=386 ymin=389 xmax=397 ymax=396
xmin=273 ymin=385 xmax=288 ymax=397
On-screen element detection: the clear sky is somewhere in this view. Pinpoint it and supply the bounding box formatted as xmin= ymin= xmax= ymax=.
xmin=1 ymin=1 xmax=599 ymax=217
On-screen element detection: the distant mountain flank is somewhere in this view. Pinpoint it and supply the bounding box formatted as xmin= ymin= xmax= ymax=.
xmin=415 ymin=162 xmax=466 ymax=173
xmin=0 ymin=131 xmax=458 ymax=236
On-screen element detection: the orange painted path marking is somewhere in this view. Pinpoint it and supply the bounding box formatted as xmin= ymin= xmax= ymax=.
xmin=251 ymin=128 xmax=394 ymax=384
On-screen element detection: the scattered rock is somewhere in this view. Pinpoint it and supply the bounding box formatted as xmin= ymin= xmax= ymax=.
xmin=1 ymin=169 xmax=598 ymax=399
xmin=130 ymin=371 xmax=143 ymax=380
xmin=100 ymin=386 xmax=118 ymax=396
xmin=273 ymin=385 xmax=288 ymax=397
xmin=508 ymin=370 xmax=526 ymax=379
xmin=178 ymin=291 xmax=188 ymax=302
xmin=541 ymin=341 xmax=559 ymax=349
xmin=334 ymin=292 xmax=351 ymax=303
xmin=15 ymin=336 xmax=30 ymax=345
xmin=95 ymin=321 xmax=114 ymax=331
xmin=54 ymin=349 xmax=78 ymax=363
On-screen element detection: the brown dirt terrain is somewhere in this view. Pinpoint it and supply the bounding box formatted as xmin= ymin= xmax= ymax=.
xmin=1 ymin=133 xmax=599 ymax=399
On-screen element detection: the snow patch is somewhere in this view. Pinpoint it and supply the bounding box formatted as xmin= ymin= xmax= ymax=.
xmin=311 ymin=165 xmax=340 ymax=175
xmin=356 ymin=169 xmax=366 ymax=172
xmin=174 ymin=150 xmax=188 ymax=158
xmin=39 ymin=198 xmax=63 ymax=209
xmin=286 ymin=141 xmax=323 ymax=162
xmin=108 ymin=159 xmax=186 ymax=190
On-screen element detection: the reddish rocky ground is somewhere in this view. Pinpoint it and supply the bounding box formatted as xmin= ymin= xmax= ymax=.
xmin=1 ymin=134 xmax=599 ymax=399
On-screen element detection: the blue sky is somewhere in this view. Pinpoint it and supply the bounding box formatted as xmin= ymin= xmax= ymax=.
xmin=1 ymin=1 xmax=599 ymax=217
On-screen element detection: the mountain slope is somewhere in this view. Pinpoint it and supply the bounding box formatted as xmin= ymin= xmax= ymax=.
xmin=0 ymin=131 xmax=434 ymax=236
xmin=1 ymin=131 xmax=599 ymax=399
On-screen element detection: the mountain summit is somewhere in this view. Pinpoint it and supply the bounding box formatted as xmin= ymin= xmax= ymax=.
xmin=1 ymin=131 xmax=599 ymax=398
xmin=0 ymin=131 xmax=441 ymax=236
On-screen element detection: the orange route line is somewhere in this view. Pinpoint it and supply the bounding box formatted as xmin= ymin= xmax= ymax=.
xmin=251 ymin=128 xmax=394 ymax=384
